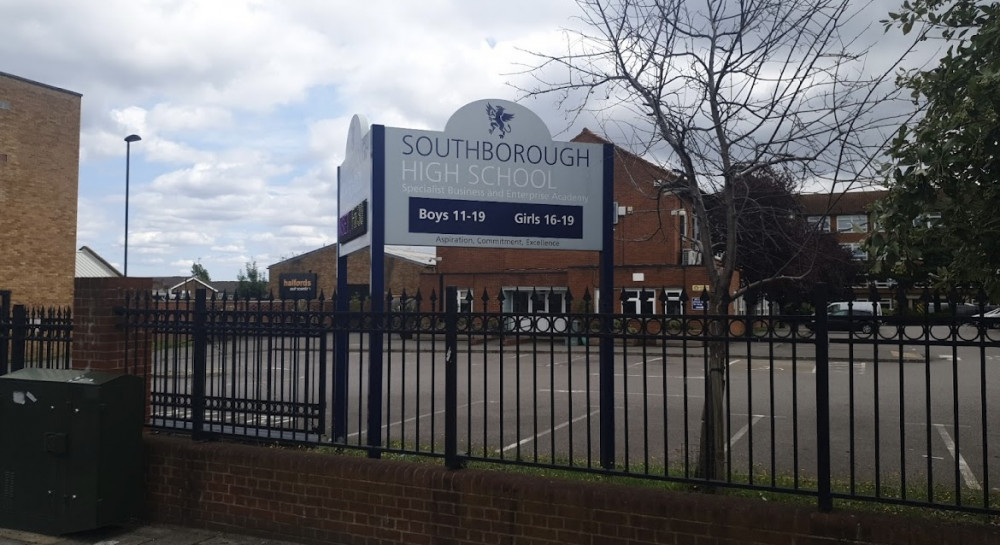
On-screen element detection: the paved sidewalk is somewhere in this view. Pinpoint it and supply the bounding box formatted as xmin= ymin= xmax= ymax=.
xmin=0 ymin=524 xmax=309 ymax=545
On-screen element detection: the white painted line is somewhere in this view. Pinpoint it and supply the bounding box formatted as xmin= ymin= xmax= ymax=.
xmin=725 ymin=415 xmax=764 ymax=456
xmin=629 ymin=357 xmax=664 ymax=368
xmin=538 ymin=389 xmax=701 ymax=399
xmin=501 ymin=410 xmax=601 ymax=453
xmin=540 ymin=389 xmax=591 ymax=394
xmin=591 ymin=372 xmax=706 ymax=380
xmin=346 ymin=401 xmax=481 ymax=440
xmin=934 ymin=424 xmax=982 ymax=491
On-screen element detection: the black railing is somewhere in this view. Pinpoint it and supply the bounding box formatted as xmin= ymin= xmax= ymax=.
xmin=0 ymin=290 xmax=73 ymax=376
xmin=116 ymin=286 xmax=1000 ymax=515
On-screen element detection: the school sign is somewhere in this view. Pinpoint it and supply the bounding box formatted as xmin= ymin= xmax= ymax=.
xmin=334 ymin=99 xmax=615 ymax=460
xmin=338 ymin=99 xmax=609 ymax=256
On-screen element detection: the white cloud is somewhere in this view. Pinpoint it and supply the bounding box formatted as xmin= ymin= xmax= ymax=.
xmin=1 ymin=0 xmax=918 ymax=279
xmin=148 ymin=104 xmax=234 ymax=133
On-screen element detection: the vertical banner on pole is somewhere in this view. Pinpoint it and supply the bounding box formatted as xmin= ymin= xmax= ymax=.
xmin=599 ymin=143 xmax=616 ymax=470
xmin=333 ymin=248 xmax=348 ymax=443
xmin=335 ymin=116 xmax=373 ymax=446
xmin=444 ymin=286 xmax=460 ymax=469
xmin=366 ymin=125 xmax=386 ymax=458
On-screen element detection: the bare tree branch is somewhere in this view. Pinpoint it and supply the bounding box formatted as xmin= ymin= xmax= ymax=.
xmin=515 ymin=0 xmax=921 ymax=482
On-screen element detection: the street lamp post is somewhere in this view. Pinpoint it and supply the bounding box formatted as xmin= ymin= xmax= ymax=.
xmin=124 ymin=134 xmax=141 ymax=276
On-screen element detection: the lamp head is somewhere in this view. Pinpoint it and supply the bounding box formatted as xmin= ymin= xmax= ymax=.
xmin=125 ymin=134 xmax=141 ymax=143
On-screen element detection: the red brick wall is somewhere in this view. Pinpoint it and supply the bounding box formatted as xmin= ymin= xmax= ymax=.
xmin=0 ymin=73 xmax=81 ymax=309
xmin=143 ymin=435 xmax=997 ymax=545
xmin=73 ymin=277 xmax=153 ymax=373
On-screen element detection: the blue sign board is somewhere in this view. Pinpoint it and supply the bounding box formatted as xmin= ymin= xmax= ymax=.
xmin=381 ymin=99 xmax=605 ymax=251
xmin=408 ymin=197 xmax=582 ymax=241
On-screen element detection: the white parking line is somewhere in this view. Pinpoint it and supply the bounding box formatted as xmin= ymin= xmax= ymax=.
xmin=501 ymin=410 xmax=601 ymax=453
xmin=538 ymin=388 xmax=703 ymax=399
xmin=629 ymin=357 xmax=663 ymax=368
xmin=934 ymin=424 xmax=982 ymax=491
xmin=725 ymin=415 xmax=764 ymax=455
xmin=591 ymin=372 xmax=706 ymax=380
xmin=346 ymin=401 xmax=482 ymax=440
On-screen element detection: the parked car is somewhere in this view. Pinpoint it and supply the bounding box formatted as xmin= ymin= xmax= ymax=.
xmin=805 ymin=302 xmax=880 ymax=335
xmin=972 ymin=307 xmax=1000 ymax=328
xmin=826 ymin=308 xmax=879 ymax=335
xmin=826 ymin=301 xmax=882 ymax=317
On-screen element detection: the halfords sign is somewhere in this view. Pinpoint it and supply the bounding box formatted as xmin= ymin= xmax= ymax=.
xmin=279 ymin=273 xmax=317 ymax=300
xmin=383 ymin=100 xmax=605 ymax=251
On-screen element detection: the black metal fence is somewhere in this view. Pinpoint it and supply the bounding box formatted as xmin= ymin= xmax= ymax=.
xmin=0 ymin=290 xmax=73 ymax=376
xmin=116 ymin=285 xmax=1000 ymax=515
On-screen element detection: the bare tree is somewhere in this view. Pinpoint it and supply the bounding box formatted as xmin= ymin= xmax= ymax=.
xmin=522 ymin=0 xmax=917 ymax=480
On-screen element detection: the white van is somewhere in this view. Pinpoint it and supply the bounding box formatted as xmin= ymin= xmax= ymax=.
xmin=827 ymin=301 xmax=882 ymax=316
xmin=823 ymin=301 xmax=882 ymax=335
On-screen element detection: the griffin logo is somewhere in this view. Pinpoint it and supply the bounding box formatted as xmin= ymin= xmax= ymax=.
xmin=487 ymin=103 xmax=514 ymax=139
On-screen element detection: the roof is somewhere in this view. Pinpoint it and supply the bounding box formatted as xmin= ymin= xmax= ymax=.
xmin=211 ymin=281 xmax=242 ymax=295
xmin=798 ymin=190 xmax=887 ymax=216
xmin=268 ymin=244 xmax=437 ymax=269
xmin=150 ymin=276 xmax=218 ymax=292
xmin=168 ymin=277 xmax=217 ymax=292
xmin=0 ymin=70 xmax=82 ymax=97
xmin=572 ymin=128 xmax=682 ymax=188
xmin=76 ymin=246 xmax=122 ymax=278
xmin=385 ymin=247 xmax=438 ymax=266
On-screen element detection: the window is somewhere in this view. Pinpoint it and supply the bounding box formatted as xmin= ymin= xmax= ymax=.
xmin=840 ymin=243 xmax=868 ymax=260
xmin=622 ymin=289 xmax=656 ymax=314
xmin=456 ymin=288 xmax=474 ymax=312
xmin=912 ymin=212 xmax=941 ymax=228
xmin=677 ymin=210 xmax=688 ymax=239
xmin=807 ymin=215 xmax=831 ymax=231
xmin=836 ymin=214 xmax=869 ymax=233
xmin=619 ymin=289 xmax=686 ymax=314
xmin=663 ymin=290 xmax=684 ymax=315
xmin=503 ymin=287 xmax=567 ymax=314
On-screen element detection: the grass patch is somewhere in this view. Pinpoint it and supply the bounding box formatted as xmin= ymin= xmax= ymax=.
xmin=299 ymin=443 xmax=1000 ymax=526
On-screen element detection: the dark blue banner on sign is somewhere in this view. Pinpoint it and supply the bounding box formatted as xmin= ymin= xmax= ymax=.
xmin=408 ymin=197 xmax=583 ymax=239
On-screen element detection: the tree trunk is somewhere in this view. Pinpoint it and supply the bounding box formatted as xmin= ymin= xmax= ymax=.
xmin=695 ymin=298 xmax=728 ymax=483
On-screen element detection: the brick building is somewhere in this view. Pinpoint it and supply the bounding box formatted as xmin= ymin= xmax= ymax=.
xmin=268 ymin=244 xmax=435 ymax=302
xmin=798 ymin=190 xmax=887 ymax=262
xmin=419 ymin=129 xmax=730 ymax=314
xmin=0 ymin=71 xmax=82 ymax=308
xmin=797 ymin=190 xmax=899 ymax=307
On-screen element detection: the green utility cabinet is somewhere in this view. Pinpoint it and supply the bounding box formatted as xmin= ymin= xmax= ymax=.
xmin=0 ymin=369 xmax=144 ymax=535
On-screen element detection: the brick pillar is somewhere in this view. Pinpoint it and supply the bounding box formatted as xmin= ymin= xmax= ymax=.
xmin=73 ymin=277 xmax=153 ymax=373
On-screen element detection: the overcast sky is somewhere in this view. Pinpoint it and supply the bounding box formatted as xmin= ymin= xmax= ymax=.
xmin=2 ymin=0 xmax=921 ymax=280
